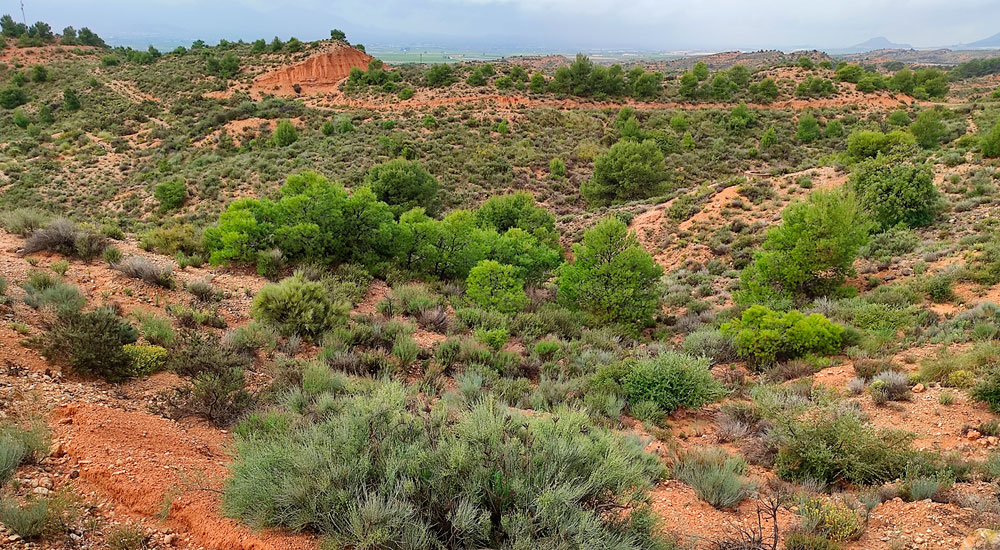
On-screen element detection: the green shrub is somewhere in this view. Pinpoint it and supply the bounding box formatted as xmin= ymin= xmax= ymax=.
xmin=797 ymin=114 xmax=820 ymax=142
xmin=45 ymin=306 xmax=139 ymax=381
xmin=0 ymin=497 xmax=48 ymax=539
xmin=672 ymin=447 xmax=756 ymax=509
xmin=847 ymin=129 xmax=915 ymax=160
xmin=0 ymin=208 xmax=50 ymax=236
xmin=466 ymin=260 xmax=528 ymax=314
xmin=972 ymin=368 xmax=1000 ymax=413
xmin=132 ymin=311 xmax=175 ymax=346
xmin=622 ymin=352 xmax=726 ymax=413
xmin=272 ymin=119 xmax=298 ymax=146
xmin=722 ymin=306 xmax=844 ymax=369
xmin=558 ymin=217 xmax=663 ymax=330
xmin=581 ymin=139 xmax=667 ymax=206
xmin=738 ymin=190 xmax=869 ymax=303
xmin=224 ymin=386 xmax=667 ymax=549
xmin=849 ymin=155 xmax=939 ymax=230
xmin=154 ymin=178 xmax=187 ymax=211
xmin=123 ymin=344 xmax=168 ymax=376
xmin=797 ymin=498 xmax=866 ymax=542
xmin=981 ymin=118 xmax=1000 ymax=158
xmin=775 ymin=411 xmax=915 ymax=485
xmin=784 ymin=531 xmax=841 ymax=550
xmin=251 ymin=274 xmax=349 ymax=339
xmin=365 ymin=158 xmax=439 ymax=217
xmin=0 ymin=421 xmax=49 ymax=487
xmin=474 ymin=327 xmax=509 ymax=351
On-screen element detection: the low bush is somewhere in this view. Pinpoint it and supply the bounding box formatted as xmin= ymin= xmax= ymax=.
xmin=672 ymin=447 xmax=756 ymax=509
xmin=797 ymin=497 xmax=866 ymax=542
xmin=115 ymin=256 xmax=174 ymax=288
xmin=122 ymin=344 xmax=167 ymax=376
xmin=622 ymin=352 xmax=726 ymax=413
xmin=45 ymin=306 xmax=139 ymax=381
xmin=775 ymin=411 xmax=916 ymax=486
xmin=0 ymin=208 xmax=50 ymax=236
xmin=722 ymin=306 xmax=844 ymax=369
xmin=0 ymin=420 xmax=49 ymax=487
xmin=251 ymin=274 xmax=350 ymax=339
xmin=224 ymin=385 xmax=668 ymax=549
xmin=972 ymin=367 xmax=1000 ymax=413
xmin=0 ymin=497 xmax=48 ymax=539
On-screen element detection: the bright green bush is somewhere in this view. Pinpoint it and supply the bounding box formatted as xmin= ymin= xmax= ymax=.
xmin=123 ymin=344 xmax=167 ymax=376
xmin=847 ymin=129 xmax=915 ymax=160
xmin=251 ymin=274 xmax=350 ymax=339
xmin=738 ymin=190 xmax=870 ymax=302
xmin=224 ymin=385 xmax=668 ymax=549
xmin=796 ymin=114 xmax=820 ymax=143
xmin=272 ymin=119 xmax=298 ymax=146
xmin=581 ymin=139 xmax=667 ymax=206
xmin=557 ymin=217 xmax=663 ymax=330
xmin=849 ymin=155 xmax=939 ymax=230
xmin=466 ymin=260 xmax=528 ymax=314
xmin=622 ymin=352 xmax=726 ymax=413
xmin=722 ymin=305 xmax=844 ymax=369
xmin=983 ymin=118 xmax=1000 ymax=158
xmin=154 ymin=178 xmax=187 ymax=211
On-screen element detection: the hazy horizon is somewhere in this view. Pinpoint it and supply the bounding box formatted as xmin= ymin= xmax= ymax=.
xmin=7 ymin=0 xmax=1000 ymax=52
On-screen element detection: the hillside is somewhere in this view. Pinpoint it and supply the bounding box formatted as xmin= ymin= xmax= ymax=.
xmin=2 ymin=21 xmax=1000 ymax=550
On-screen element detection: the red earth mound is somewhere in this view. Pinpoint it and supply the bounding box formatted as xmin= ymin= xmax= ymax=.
xmin=53 ymin=403 xmax=318 ymax=550
xmin=252 ymin=44 xmax=373 ymax=96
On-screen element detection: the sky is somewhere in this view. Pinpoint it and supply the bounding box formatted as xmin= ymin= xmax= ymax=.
xmin=7 ymin=0 xmax=1000 ymax=52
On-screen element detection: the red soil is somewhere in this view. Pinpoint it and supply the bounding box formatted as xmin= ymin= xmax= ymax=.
xmin=53 ymin=403 xmax=319 ymax=550
xmin=252 ymin=44 xmax=373 ymax=96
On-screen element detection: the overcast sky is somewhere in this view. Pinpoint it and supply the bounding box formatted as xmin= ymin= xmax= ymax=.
xmin=7 ymin=0 xmax=1000 ymax=51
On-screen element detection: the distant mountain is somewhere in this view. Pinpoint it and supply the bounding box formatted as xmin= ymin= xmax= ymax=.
xmin=962 ymin=31 xmax=1000 ymax=49
xmin=841 ymin=36 xmax=913 ymax=53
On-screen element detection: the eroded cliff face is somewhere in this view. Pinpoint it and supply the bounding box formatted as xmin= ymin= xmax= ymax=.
xmin=252 ymin=44 xmax=373 ymax=95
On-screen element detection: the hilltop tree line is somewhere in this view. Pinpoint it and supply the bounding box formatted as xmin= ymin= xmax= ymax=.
xmin=0 ymin=14 xmax=105 ymax=48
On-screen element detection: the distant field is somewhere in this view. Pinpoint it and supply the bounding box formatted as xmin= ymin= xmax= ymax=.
xmin=368 ymin=48 xmax=515 ymax=63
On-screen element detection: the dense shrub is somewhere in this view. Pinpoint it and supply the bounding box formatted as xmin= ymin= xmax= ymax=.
xmin=738 ymin=190 xmax=869 ymax=303
xmin=224 ymin=385 xmax=668 ymax=549
xmin=272 ymin=119 xmax=298 ymax=146
xmin=557 ymin=217 xmax=663 ymax=330
xmin=672 ymin=447 xmax=756 ymax=509
xmin=45 ymin=306 xmax=139 ymax=381
xmin=622 ymin=352 xmax=726 ymax=413
xmin=849 ymin=155 xmax=939 ymax=230
xmin=775 ymin=411 xmax=915 ymax=486
xmin=846 ymin=129 xmax=915 ymax=160
xmin=365 ymin=158 xmax=439 ymax=217
xmin=122 ymin=344 xmax=167 ymax=376
xmin=581 ymin=139 xmax=667 ymax=206
xmin=154 ymin=178 xmax=187 ymax=211
xmin=465 ymin=260 xmax=528 ymax=314
xmin=205 ymin=171 xmax=396 ymax=268
xmin=722 ymin=306 xmax=844 ymax=368
xmin=252 ymin=274 xmax=350 ymax=339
